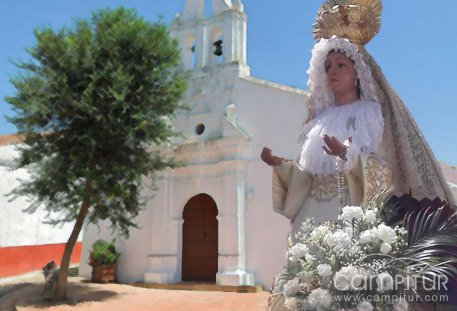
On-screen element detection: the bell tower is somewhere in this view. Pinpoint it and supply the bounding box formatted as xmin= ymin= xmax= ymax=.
xmin=170 ymin=0 xmax=248 ymax=74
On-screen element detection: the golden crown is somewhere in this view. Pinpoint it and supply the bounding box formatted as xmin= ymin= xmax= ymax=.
xmin=313 ymin=0 xmax=382 ymax=45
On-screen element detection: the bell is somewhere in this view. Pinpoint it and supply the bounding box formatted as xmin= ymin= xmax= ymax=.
xmin=213 ymin=40 xmax=223 ymax=56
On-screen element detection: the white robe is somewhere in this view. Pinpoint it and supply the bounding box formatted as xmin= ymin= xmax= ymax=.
xmin=268 ymin=101 xmax=393 ymax=311
xmin=272 ymin=100 xmax=390 ymax=241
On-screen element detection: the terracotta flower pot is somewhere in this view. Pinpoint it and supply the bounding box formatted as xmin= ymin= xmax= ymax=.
xmin=91 ymin=264 xmax=117 ymax=283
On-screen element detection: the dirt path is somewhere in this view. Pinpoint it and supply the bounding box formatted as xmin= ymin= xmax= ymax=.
xmin=0 ymin=276 xmax=269 ymax=311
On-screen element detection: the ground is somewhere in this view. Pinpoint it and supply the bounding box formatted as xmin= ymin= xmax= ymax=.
xmin=0 ymin=272 xmax=270 ymax=311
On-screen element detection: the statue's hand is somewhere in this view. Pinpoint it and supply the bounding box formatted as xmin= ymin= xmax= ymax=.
xmin=322 ymin=135 xmax=348 ymax=160
xmin=261 ymin=147 xmax=284 ymax=166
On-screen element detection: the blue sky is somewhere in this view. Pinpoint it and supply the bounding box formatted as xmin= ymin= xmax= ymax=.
xmin=1 ymin=1 xmax=457 ymax=165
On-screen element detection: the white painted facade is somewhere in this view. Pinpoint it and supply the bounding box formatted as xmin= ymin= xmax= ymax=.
xmin=0 ymin=143 xmax=81 ymax=248
xmin=79 ymin=0 xmax=308 ymax=287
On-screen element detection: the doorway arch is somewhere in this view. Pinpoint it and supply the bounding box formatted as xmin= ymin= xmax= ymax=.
xmin=182 ymin=193 xmax=218 ymax=282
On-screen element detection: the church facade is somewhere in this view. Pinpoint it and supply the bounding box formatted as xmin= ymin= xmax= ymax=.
xmin=79 ymin=0 xmax=308 ymax=287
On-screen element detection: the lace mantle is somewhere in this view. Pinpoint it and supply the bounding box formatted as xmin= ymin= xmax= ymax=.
xmin=299 ymin=100 xmax=383 ymax=176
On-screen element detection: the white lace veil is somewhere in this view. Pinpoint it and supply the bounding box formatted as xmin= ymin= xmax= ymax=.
xmin=306 ymin=36 xmax=377 ymax=119
xmin=299 ymin=36 xmax=383 ymax=175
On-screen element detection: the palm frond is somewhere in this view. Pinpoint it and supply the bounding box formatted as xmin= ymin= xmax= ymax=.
xmin=399 ymin=203 xmax=457 ymax=291
xmin=405 ymin=206 xmax=457 ymax=247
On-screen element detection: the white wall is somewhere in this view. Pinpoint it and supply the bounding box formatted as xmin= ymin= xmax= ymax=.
xmin=0 ymin=144 xmax=82 ymax=248
xmin=79 ymin=217 xmax=152 ymax=282
xmin=232 ymin=77 xmax=307 ymax=287
xmin=234 ymin=77 xmax=307 ymax=159
xmin=79 ymin=176 xmax=156 ymax=282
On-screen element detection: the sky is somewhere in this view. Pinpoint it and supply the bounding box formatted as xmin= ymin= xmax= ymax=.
xmin=1 ymin=1 xmax=457 ymax=165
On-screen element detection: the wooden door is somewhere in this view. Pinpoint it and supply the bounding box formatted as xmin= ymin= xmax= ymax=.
xmin=182 ymin=194 xmax=218 ymax=282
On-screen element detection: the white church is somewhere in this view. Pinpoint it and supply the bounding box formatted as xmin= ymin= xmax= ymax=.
xmin=79 ymin=0 xmax=308 ymax=287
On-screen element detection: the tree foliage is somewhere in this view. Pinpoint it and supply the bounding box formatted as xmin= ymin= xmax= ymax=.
xmin=6 ymin=7 xmax=186 ymax=237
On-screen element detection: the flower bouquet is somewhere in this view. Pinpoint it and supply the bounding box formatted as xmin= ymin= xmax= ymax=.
xmin=272 ymin=195 xmax=457 ymax=311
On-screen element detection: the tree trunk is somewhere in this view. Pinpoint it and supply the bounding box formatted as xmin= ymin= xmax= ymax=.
xmin=52 ymin=179 xmax=93 ymax=302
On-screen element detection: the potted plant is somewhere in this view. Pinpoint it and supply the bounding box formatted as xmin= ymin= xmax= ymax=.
xmin=89 ymin=239 xmax=120 ymax=283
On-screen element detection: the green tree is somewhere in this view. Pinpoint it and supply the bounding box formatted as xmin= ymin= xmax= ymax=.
xmin=5 ymin=7 xmax=186 ymax=301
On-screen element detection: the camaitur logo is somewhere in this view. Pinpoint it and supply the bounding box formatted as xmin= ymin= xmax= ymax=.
xmin=333 ymin=273 xmax=449 ymax=292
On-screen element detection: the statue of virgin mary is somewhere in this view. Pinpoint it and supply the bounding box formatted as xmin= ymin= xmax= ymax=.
xmin=265 ymin=0 xmax=455 ymax=239
xmin=266 ymin=0 xmax=455 ymax=310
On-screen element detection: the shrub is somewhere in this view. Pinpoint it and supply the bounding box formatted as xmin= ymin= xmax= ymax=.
xmin=89 ymin=239 xmax=120 ymax=266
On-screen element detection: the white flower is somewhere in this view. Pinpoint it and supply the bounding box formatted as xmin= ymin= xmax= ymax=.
xmin=357 ymin=301 xmax=374 ymax=311
xmin=298 ymin=270 xmax=313 ymax=283
xmin=272 ymin=277 xmax=287 ymax=294
xmin=284 ymin=297 xmax=299 ymax=310
xmin=310 ymin=224 xmax=330 ymax=242
xmin=305 ymin=253 xmax=315 ymax=263
xmin=317 ymin=264 xmax=333 ymax=277
xmin=347 ymin=244 xmax=363 ymax=258
xmin=344 ymin=226 xmax=354 ymax=236
xmin=360 ymin=229 xmax=378 ymax=244
xmin=334 ymin=266 xmax=363 ymax=290
xmin=380 ymin=242 xmax=392 ymax=254
xmin=308 ymin=288 xmax=332 ymax=309
xmin=324 ymin=230 xmax=351 ymax=250
xmin=393 ymin=299 xmax=409 ymax=311
xmin=283 ymin=278 xmax=301 ymax=298
xmin=288 ymin=244 xmax=309 ymax=263
xmin=377 ymin=224 xmax=397 ymax=244
xmin=342 ymin=205 xmax=364 ymax=221
xmin=377 ymin=272 xmax=394 ymax=292
xmin=364 ymin=210 xmax=377 ymax=223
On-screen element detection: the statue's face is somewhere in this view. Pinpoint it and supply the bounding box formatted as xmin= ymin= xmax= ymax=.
xmin=325 ymin=51 xmax=358 ymax=102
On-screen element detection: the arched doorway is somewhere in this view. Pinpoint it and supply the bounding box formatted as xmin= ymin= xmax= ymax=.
xmin=182 ymin=193 xmax=218 ymax=282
